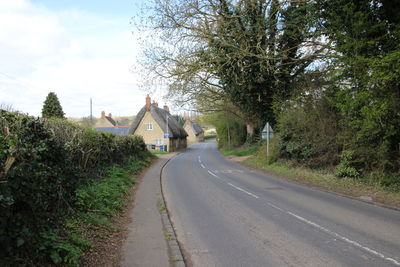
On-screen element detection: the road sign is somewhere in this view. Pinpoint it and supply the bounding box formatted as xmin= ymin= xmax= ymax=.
xmin=164 ymin=133 xmax=170 ymax=138
xmin=261 ymin=122 xmax=274 ymax=140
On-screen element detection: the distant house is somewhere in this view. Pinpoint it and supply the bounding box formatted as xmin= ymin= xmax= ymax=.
xmin=94 ymin=111 xmax=117 ymax=127
xmin=95 ymin=126 xmax=130 ymax=135
xmin=183 ymin=120 xmax=204 ymax=143
xmin=128 ymin=95 xmax=188 ymax=152
xmin=94 ymin=111 xmax=131 ymax=135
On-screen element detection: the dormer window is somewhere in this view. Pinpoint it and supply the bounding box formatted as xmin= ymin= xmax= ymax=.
xmin=146 ymin=123 xmax=153 ymax=130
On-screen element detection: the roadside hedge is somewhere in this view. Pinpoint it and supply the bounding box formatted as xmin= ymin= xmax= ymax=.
xmin=0 ymin=110 xmax=148 ymax=265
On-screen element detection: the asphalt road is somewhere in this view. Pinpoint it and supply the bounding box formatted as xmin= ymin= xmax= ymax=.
xmin=162 ymin=141 xmax=400 ymax=267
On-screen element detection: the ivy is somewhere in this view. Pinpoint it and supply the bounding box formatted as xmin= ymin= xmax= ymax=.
xmin=0 ymin=110 xmax=149 ymax=265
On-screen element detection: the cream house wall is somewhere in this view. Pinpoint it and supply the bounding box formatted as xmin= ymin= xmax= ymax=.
xmin=134 ymin=111 xmax=170 ymax=150
xmin=184 ymin=123 xmax=197 ymax=143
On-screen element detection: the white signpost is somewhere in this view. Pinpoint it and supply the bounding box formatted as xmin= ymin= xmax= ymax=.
xmin=262 ymin=122 xmax=274 ymax=159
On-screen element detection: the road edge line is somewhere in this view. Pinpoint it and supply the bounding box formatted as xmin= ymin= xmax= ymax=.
xmin=224 ymin=155 xmax=400 ymax=212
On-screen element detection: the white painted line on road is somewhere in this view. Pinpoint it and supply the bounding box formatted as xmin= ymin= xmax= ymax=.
xmin=207 ymin=170 xmax=217 ymax=177
xmin=265 ymin=202 xmax=285 ymax=212
xmin=227 ymin=183 xmax=259 ymax=199
xmin=198 ymin=156 xmax=201 ymax=163
xmin=207 ymin=170 xmax=223 ymax=181
xmin=200 ymin=164 xmax=205 ymax=169
xmin=286 ymin=211 xmax=400 ymax=266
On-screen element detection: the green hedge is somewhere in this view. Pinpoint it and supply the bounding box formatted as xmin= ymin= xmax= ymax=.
xmin=0 ymin=110 xmax=149 ymax=265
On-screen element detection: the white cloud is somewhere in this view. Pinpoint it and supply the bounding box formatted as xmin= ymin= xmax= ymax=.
xmin=0 ymin=0 xmax=156 ymax=118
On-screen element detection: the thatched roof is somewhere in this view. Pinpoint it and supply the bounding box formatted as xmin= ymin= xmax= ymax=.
xmin=105 ymin=116 xmax=116 ymax=126
xmin=127 ymin=105 xmax=188 ymax=138
xmin=186 ymin=120 xmax=204 ymax=136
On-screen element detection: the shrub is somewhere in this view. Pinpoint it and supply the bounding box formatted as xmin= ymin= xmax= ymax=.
xmin=0 ymin=110 xmax=149 ymax=265
xmin=254 ymin=138 xmax=280 ymax=165
xmin=277 ymin=95 xmax=340 ymax=168
xmin=335 ymin=150 xmax=360 ymax=178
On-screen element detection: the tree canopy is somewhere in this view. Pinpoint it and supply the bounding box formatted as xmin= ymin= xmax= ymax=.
xmin=42 ymin=92 xmax=65 ymax=119
xmin=138 ymin=0 xmax=400 ymax=177
xmin=140 ymin=0 xmax=327 ymax=134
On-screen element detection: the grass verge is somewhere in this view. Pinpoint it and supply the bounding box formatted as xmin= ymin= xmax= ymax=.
xmin=244 ymin=156 xmax=400 ymax=208
xmin=150 ymin=150 xmax=169 ymax=155
xmin=220 ymin=145 xmax=258 ymax=157
xmin=40 ymin=156 xmax=152 ymax=266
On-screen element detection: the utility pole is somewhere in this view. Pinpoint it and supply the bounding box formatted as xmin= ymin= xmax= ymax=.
xmin=90 ymin=98 xmax=93 ymax=123
xmin=165 ymin=112 xmax=169 ymax=152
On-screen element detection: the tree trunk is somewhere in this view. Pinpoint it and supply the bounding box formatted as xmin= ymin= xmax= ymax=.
xmin=246 ymin=117 xmax=255 ymax=136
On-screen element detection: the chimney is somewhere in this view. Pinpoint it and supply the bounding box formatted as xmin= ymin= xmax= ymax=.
xmin=101 ymin=111 xmax=106 ymax=119
xmin=108 ymin=113 xmax=112 ymax=118
xmin=152 ymin=100 xmax=158 ymax=107
xmin=163 ymin=105 xmax=169 ymax=112
xmin=146 ymin=94 xmax=151 ymax=111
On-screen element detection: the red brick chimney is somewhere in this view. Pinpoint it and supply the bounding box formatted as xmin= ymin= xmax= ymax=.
xmin=146 ymin=94 xmax=151 ymax=111
xmin=101 ymin=111 xmax=106 ymax=119
xmin=163 ymin=105 xmax=169 ymax=112
xmin=108 ymin=113 xmax=112 ymax=118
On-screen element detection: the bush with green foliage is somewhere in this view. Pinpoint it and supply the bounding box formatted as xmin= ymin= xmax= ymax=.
xmin=206 ymin=112 xmax=247 ymax=149
xmin=335 ymin=150 xmax=359 ymax=178
xmin=277 ymin=94 xmax=340 ymax=168
xmin=0 ymin=110 xmax=149 ymax=266
xmin=42 ymin=92 xmax=65 ymax=118
xmin=318 ymin=0 xmax=400 ymax=174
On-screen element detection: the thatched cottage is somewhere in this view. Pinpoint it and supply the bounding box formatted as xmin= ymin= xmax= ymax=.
xmin=183 ymin=120 xmax=204 ymax=143
xmin=128 ymin=95 xmax=188 ymax=152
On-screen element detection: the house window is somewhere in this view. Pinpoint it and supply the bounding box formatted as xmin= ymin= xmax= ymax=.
xmin=145 ymin=123 xmax=153 ymax=130
xmin=155 ymin=139 xmax=163 ymax=145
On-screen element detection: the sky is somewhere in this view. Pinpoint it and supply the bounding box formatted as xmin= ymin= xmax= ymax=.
xmin=0 ymin=0 xmax=167 ymax=118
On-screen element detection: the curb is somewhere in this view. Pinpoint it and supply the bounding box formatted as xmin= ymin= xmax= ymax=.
xmin=158 ymin=154 xmax=186 ymax=267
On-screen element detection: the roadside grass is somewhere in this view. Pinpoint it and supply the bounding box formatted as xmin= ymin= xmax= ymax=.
xmin=204 ymin=135 xmax=217 ymax=141
xmin=41 ymin=156 xmax=151 ymax=266
xmin=150 ymin=150 xmax=169 ymax=155
xmin=220 ymin=145 xmax=258 ymax=157
xmin=244 ymin=156 xmax=400 ymax=207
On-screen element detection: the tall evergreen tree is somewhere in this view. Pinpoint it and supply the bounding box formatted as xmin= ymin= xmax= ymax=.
xmin=41 ymin=92 xmax=65 ymax=118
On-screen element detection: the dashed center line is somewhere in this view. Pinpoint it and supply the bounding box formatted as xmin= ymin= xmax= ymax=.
xmin=198 ymin=156 xmax=201 ymax=163
xmin=204 ymin=169 xmax=398 ymax=266
xmin=207 ymin=170 xmax=223 ymax=181
xmin=285 ymin=211 xmax=400 ymax=266
xmin=207 ymin=170 xmax=259 ymax=199
xmin=227 ymin=183 xmax=259 ymax=199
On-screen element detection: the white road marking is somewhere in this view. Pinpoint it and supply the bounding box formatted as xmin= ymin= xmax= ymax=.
xmin=198 ymin=156 xmax=201 ymax=163
xmin=284 ymin=211 xmax=400 ymax=266
xmin=200 ymin=164 xmax=205 ymax=169
xmin=263 ymin=200 xmax=399 ymax=265
xmin=203 ymin=153 xmax=398 ymax=265
xmin=227 ymin=183 xmax=259 ymax=199
xmin=207 ymin=170 xmax=223 ymax=181
xmin=207 ymin=170 xmax=259 ymax=199
xmin=213 ymin=169 xmax=244 ymax=174
xmin=265 ymin=202 xmax=285 ymax=212
xmin=205 ymin=159 xmax=398 ymax=265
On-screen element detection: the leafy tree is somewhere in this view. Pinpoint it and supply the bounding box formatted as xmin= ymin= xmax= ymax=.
xmin=318 ymin=0 xmax=400 ymax=172
xmin=204 ymin=111 xmax=247 ymax=149
xmin=139 ymin=0 xmax=326 ymax=136
xmin=42 ymin=92 xmax=65 ymax=119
